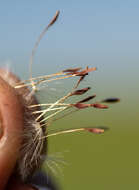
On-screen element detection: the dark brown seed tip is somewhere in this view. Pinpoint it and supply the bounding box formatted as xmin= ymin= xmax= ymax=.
xmin=75 ymin=67 xmax=96 ymax=76
xmin=78 ymin=95 xmax=96 ymax=103
xmin=72 ymin=102 xmax=108 ymax=109
xmin=71 ymin=87 xmax=91 ymax=96
xmin=85 ymin=128 xmax=105 ymax=134
xmin=63 ymin=67 xmax=82 ymax=73
xmin=72 ymin=103 xmax=91 ymax=109
xmin=91 ymin=103 xmax=108 ymax=109
xmin=49 ymin=10 xmax=60 ymax=26
xmin=102 ymin=98 xmax=120 ymax=103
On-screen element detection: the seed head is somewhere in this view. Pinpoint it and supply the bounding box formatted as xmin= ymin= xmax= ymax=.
xmin=0 ymin=10 xmax=119 ymax=183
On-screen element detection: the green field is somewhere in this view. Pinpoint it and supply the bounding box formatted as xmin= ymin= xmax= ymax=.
xmin=42 ymin=62 xmax=139 ymax=190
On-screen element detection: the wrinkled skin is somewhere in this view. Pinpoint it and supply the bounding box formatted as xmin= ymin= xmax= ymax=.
xmin=0 ymin=75 xmax=38 ymax=190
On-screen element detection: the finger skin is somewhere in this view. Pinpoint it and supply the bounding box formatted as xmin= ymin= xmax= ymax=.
xmin=0 ymin=76 xmax=24 ymax=189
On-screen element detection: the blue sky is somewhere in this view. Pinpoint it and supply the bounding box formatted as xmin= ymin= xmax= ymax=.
xmin=0 ymin=1 xmax=139 ymax=86
xmin=0 ymin=0 xmax=139 ymax=67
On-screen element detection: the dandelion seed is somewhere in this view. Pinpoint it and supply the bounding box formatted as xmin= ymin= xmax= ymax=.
xmin=78 ymin=95 xmax=96 ymax=103
xmin=72 ymin=103 xmax=92 ymax=109
xmin=91 ymin=103 xmax=108 ymax=109
xmin=41 ymin=127 xmax=108 ymax=139
xmin=71 ymin=87 xmax=91 ymax=95
xmin=63 ymin=67 xmax=82 ymax=73
xmin=102 ymin=97 xmax=120 ymax=103
xmin=75 ymin=66 xmax=97 ymax=76
xmin=75 ymin=75 xmax=86 ymax=88
xmin=85 ymin=128 xmax=104 ymax=134
xmin=72 ymin=102 xmax=108 ymax=109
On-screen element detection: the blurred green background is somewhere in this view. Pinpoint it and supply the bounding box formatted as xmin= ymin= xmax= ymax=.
xmin=0 ymin=1 xmax=139 ymax=189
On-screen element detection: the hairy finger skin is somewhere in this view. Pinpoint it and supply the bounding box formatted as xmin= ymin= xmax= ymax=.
xmin=0 ymin=68 xmax=47 ymax=181
xmin=0 ymin=76 xmax=24 ymax=189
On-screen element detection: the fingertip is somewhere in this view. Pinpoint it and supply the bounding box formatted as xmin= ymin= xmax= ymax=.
xmin=0 ymin=76 xmax=24 ymax=189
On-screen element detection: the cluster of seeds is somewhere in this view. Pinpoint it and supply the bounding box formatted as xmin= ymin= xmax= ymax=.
xmin=0 ymin=11 xmax=119 ymax=182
